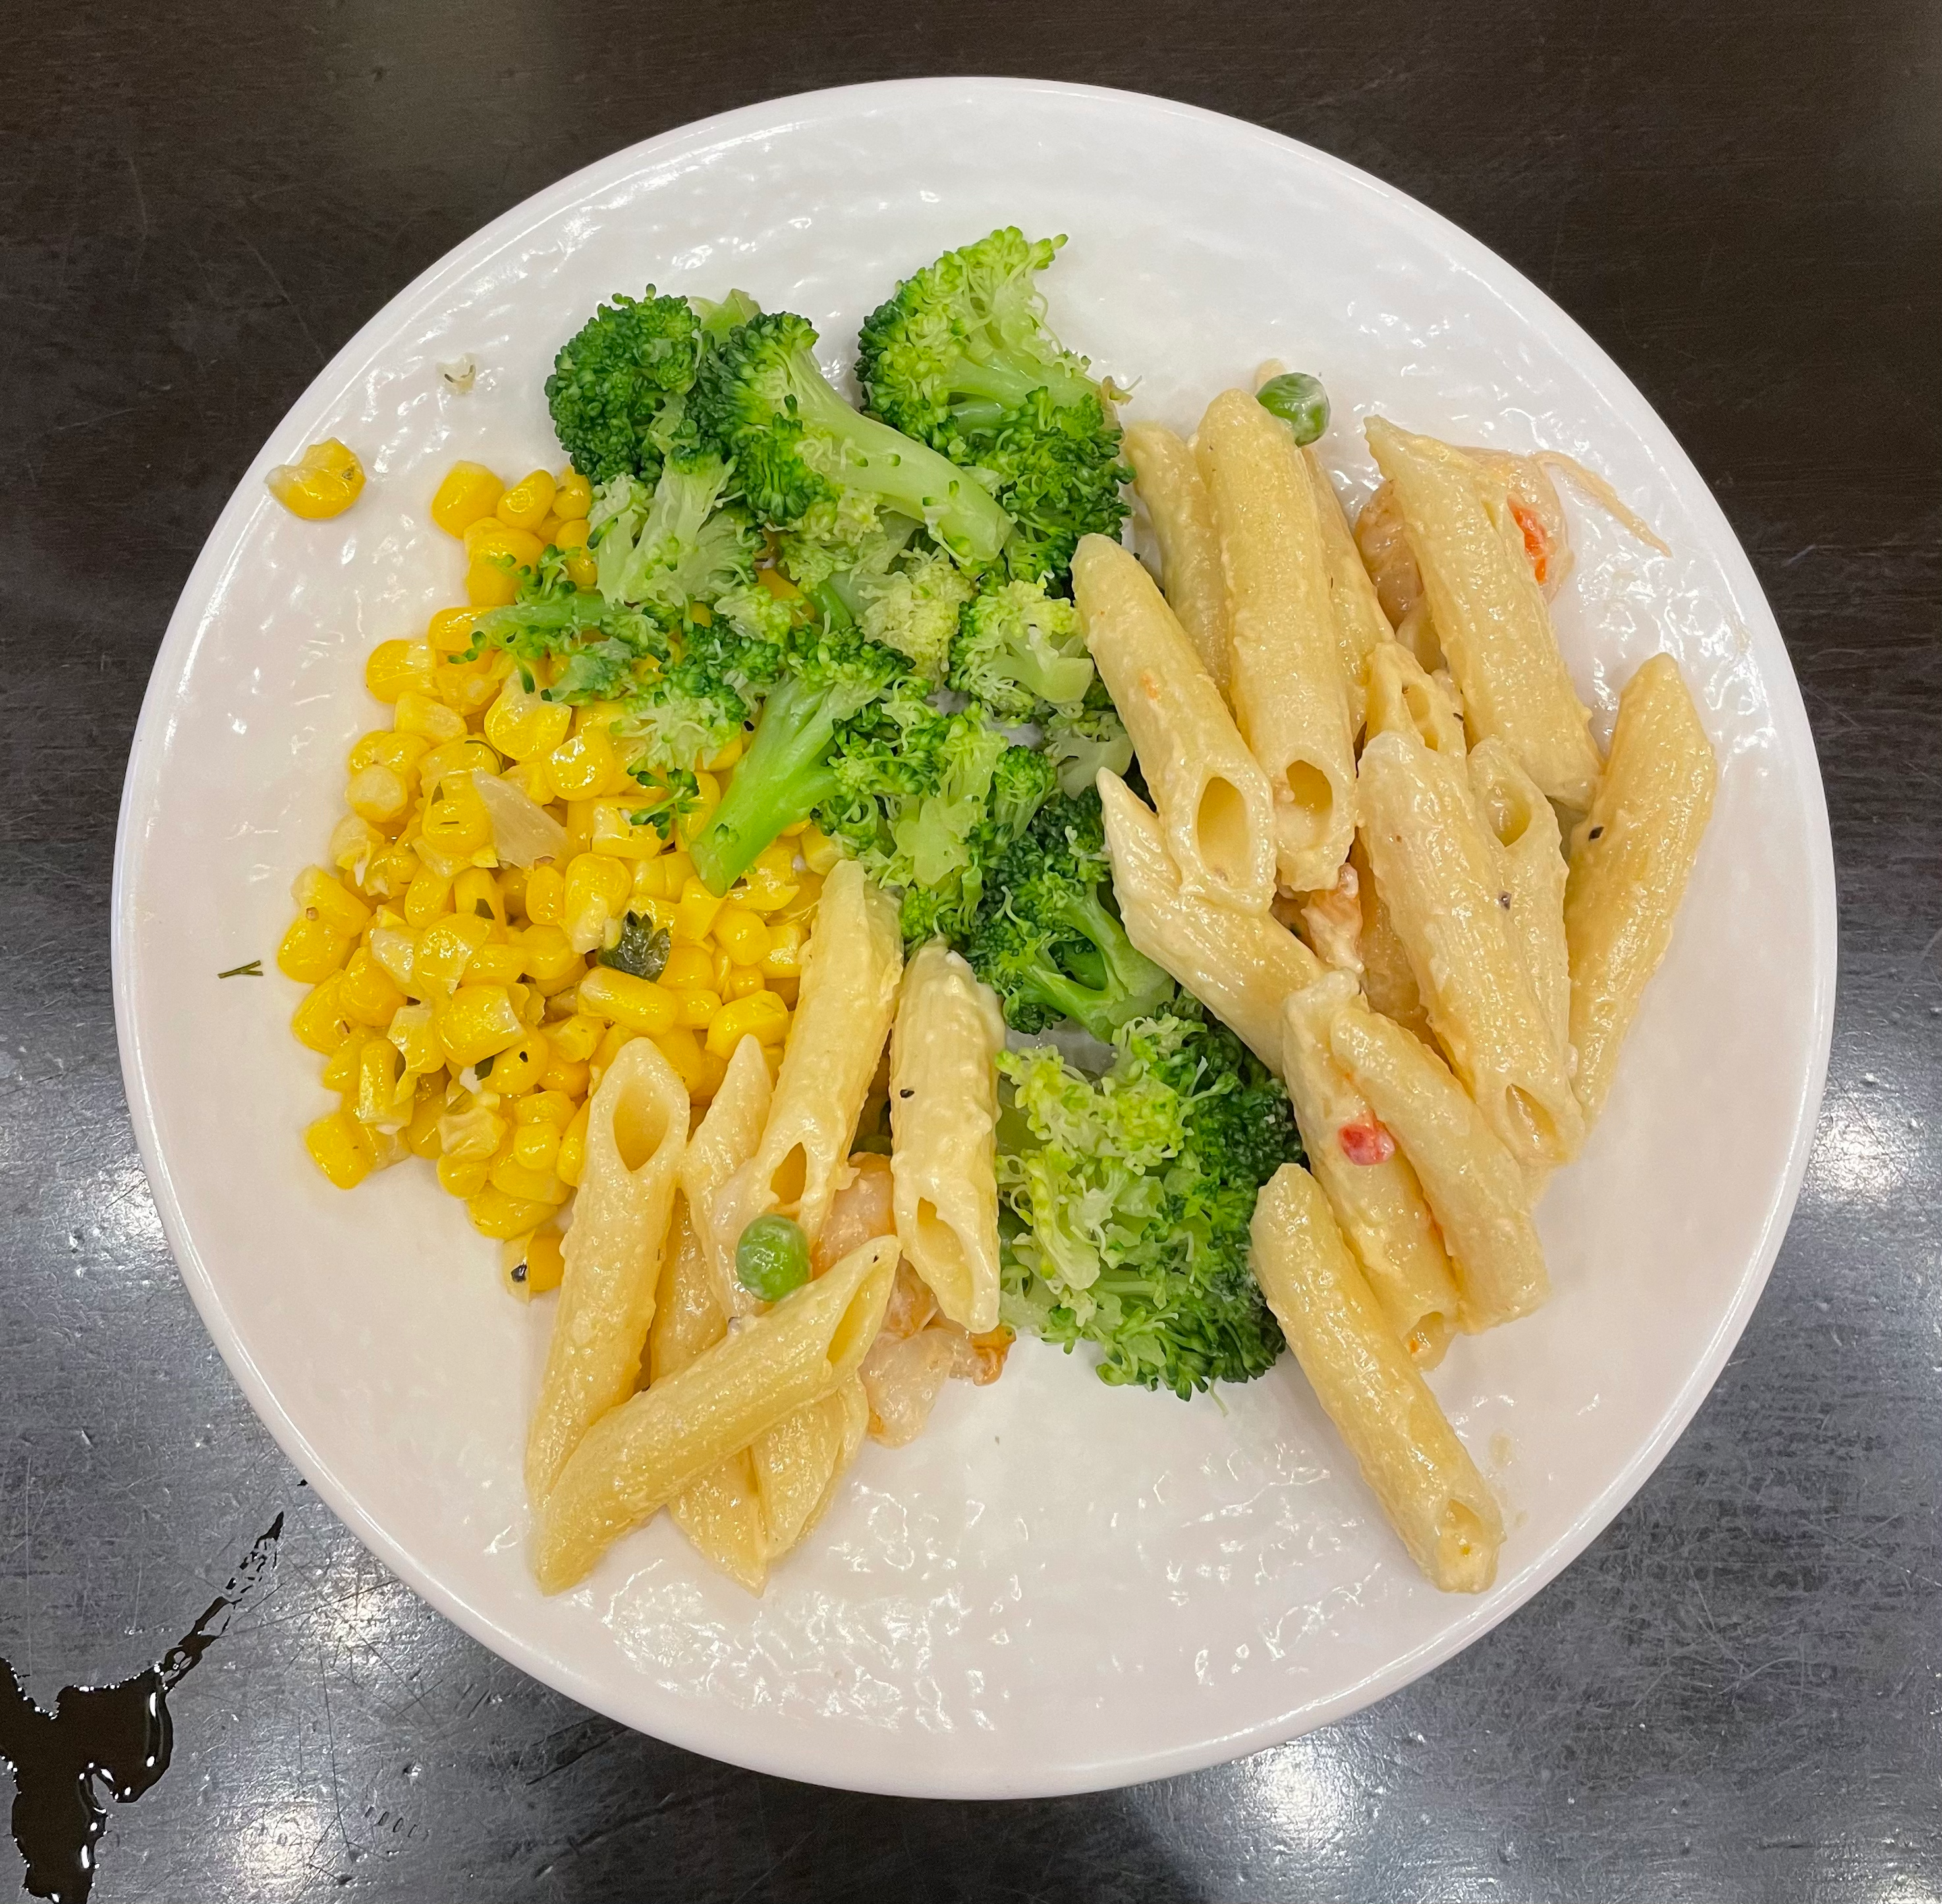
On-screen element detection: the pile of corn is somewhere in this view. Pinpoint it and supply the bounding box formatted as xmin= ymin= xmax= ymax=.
xmin=281 ymin=457 xmax=831 ymax=1284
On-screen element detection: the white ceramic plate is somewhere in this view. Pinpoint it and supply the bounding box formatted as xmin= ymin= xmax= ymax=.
xmin=113 ymin=78 xmax=1834 ymax=1798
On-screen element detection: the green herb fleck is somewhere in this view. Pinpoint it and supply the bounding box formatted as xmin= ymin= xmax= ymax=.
xmin=599 ymin=912 xmax=672 ymax=981
xmin=217 ymin=960 xmax=264 ymax=979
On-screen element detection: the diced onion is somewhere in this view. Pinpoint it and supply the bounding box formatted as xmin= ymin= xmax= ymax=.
xmin=472 ymin=770 xmax=567 ymax=867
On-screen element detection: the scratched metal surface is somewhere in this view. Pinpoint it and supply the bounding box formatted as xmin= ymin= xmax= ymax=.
xmin=1 ymin=1 xmax=1936 ymax=1898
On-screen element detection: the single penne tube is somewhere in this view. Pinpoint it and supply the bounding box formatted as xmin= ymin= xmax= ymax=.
xmin=1364 ymin=640 xmax=1468 ymax=759
xmin=651 ymin=1207 xmax=767 ymax=1594
xmin=1073 ymin=532 xmax=1278 ymax=913
xmin=1303 ymin=447 xmax=1393 ymax=738
xmin=752 ymin=1374 xmax=870 ymax=1562
xmin=1280 ymin=975 xmax=1460 ymax=1366
xmin=1325 ymin=993 xmax=1549 ymax=1330
xmin=1123 ymin=422 xmax=1231 ymax=695
xmin=888 ymin=942 xmax=1007 ymax=1334
xmin=1565 ymin=653 xmax=1718 ymax=1124
xmin=712 ymin=859 xmax=902 ymax=1259
xmin=1249 ymin=1164 xmax=1503 ymax=1592
xmin=1366 ymin=417 xmax=1602 ymax=808
xmin=1357 ymin=726 xmax=1586 ymax=1170
xmin=1097 ymin=769 xmax=1319 ymax=1072
xmin=532 ymin=1234 xmax=899 ymax=1593
xmin=1469 ymin=738 xmax=1572 ymax=1062
xmin=1350 ymin=833 xmax=1433 ymax=1043
xmin=1198 ymin=389 xmax=1358 ymax=892
xmin=680 ymin=1032 xmax=773 ymax=1321
xmin=525 ymin=1039 xmax=689 ymax=1506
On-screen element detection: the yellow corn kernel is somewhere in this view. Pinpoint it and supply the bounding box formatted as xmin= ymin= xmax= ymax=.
xmin=431 ymin=462 xmax=504 ymax=537
xmin=406 ymin=1087 xmax=445 ymax=1160
xmin=431 ymin=654 xmax=503 ymax=718
xmin=591 ymin=801 xmax=666 ymax=859
xmin=418 ymin=771 xmax=495 ymax=858
xmin=453 ymin=867 xmax=505 ymax=927
xmin=467 ymin=1183 xmax=557 ymax=1239
xmin=559 ymin=798 xmax=598 ymax=859
xmin=540 ymin=1054 xmax=589 ymax=1098
xmin=484 ymin=677 xmax=572 ymax=762
xmin=497 ymin=864 xmax=530 ymax=919
xmin=657 ymin=849 xmax=696 ymax=892
xmin=486 ymin=1027 xmax=549 ymax=1096
xmin=777 ymin=818 xmax=810 ymax=836
xmin=346 ymin=763 xmax=408 ymax=827
xmin=563 ymin=852 xmax=632 ymax=955
xmin=292 ymin=974 xmax=355 ymax=1056
xmin=705 ymin=990 xmax=789 ymax=1058
xmin=652 ymin=1026 xmax=707 ymax=1095
xmin=555 ymin=1101 xmax=592 ymax=1187
xmin=548 ymin=721 xmax=620 ymax=802
xmin=775 ymin=870 xmax=823 ymax=923
xmin=798 ymin=824 xmax=841 ymax=875
xmin=437 ymin=1150 xmax=493 ymax=1198
xmin=711 ymin=946 xmax=735 ymax=993
xmin=521 ymin=863 xmax=565 ymax=927
xmin=388 ymin=1002 xmax=441 ymax=1076
xmin=738 ymin=840 xmax=802 ymax=913
xmin=695 ymin=1050 xmax=729 ymax=1099
xmin=495 ymin=468 xmax=557 ymax=532
xmin=755 ymin=566 xmax=801 ymax=601
xmin=515 ymin=1087 xmax=575 ymax=1126
xmin=659 ymin=943 xmax=713 ymax=991
xmin=586 ymin=1023 xmax=636 ymax=1094
xmin=404 ymin=863 xmax=455 ymax=928
xmin=418 ymin=736 xmax=501 ymax=786
xmin=321 ymin=1025 xmax=375 ymax=1093
xmin=292 ymin=865 xmax=373 ymax=937
xmin=393 ymin=690 xmax=467 ymax=742
xmin=713 ymin=904 xmax=769 ymax=967
xmin=488 ymin=1150 xmax=569 ymax=1206
xmin=354 ymin=1038 xmax=402 ymax=1126
xmin=426 ymin=605 xmax=480 ymax=655
xmin=703 ymin=732 xmax=746 ymax=773
xmin=667 ymin=987 xmax=719 ymax=1030
xmin=306 ymin=1110 xmax=376 ymax=1187
xmin=364 ymin=842 xmax=421 ymax=902
xmin=549 ymin=1012 xmax=603 ymax=1062
xmin=415 ymin=913 xmax=494 ymax=994
xmin=339 ymin=947 xmax=407 ymax=1027
xmin=465 ymin=557 xmax=518 ymax=607
xmin=349 ymin=730 xmax=428 ymax=781
xmin=364 ymin=638 xmax=433 ymax=704
xmin=561 ymin=549 xmax=594 ymax=589
xmin=463 ymin=940 xmax=524 ymax=986
xmin=576 ymin=966 xmax=677 ymax=1037
xmin=329 ymin=817 xmax=389 ymax=892
xmin=516 ymin=1227 xmax=567 ymax=1296
xmin=553 ymin=468 xmax=593 ymax=518
xmin=510 ymin=1118 xmax=561 ymax=1174
xmin=439 ymin=985 xmax=526 ymax=1068
xmin=277 ymin=915 xmax=351 ymax=983
xmin=628 ymin=857 xmax=669 ymax=905
xmin=267 ymin=439 xmax=364 ymax=520
xmin=366 ymin=925 xmax=418 ymax=991
xmin=551 ymin=516 xmax=591 ymax=553
xmin=725 ymin=967 xmax=766 ymax=1002
xmin=672 ymin=878 xmax=726 ymax=945
xmin=518 ymin=923 xmax=579 ymax=984
xmin=759 ymin=919 xmax=804 ymax=978
xmin=767 ymin=974 xmax=798 ymax=1010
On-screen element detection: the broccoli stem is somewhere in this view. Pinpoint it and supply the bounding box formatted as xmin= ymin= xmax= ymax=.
xmin=947 ymin=350 xmax=1093 ymax=413
xmin=689 ymin=672 xmax=845 ymax=894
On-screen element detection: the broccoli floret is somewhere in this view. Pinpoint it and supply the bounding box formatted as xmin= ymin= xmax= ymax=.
xmin=545 ymin=289 xmax=703 ymax=486
xmin=688 ymin=629 xmax=904 ymax=894
xmin=995 ymin=1002 xmax=1301 ymax=1398
xmin=589 ymin=455 xmax=758 ymax=611
xmin=689 ymin=310 xmax=1013 ymax=566
xmin=964 ymin=787 xmax=1173 ymax=1042
xmin=856 ymin=229 xmax=1130 ymax=584
xmin=984 ymin=742 xmax=1059 ymax=844
xmin=949 ymin=575 xmax=1095 ymax=718
xmin=1043 ymin=695 xmax=1133 ymax=798
xmin=855 ymin=544 xmax=975 ymax=681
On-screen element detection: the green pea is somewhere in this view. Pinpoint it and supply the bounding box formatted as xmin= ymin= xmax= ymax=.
xmin=1256 ymin=372 xmax=1331 ymax=447
xmin=736 ymin=1213 xmax=811 ymax=1301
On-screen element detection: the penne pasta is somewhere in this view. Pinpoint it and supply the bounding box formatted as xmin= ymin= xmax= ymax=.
xmin=1366 ymin=418 xmax=1602 ymax=809
xmin=1097 ymin=769 xmax=1319 ymax=1073
xmin=1469 ymin=738 xmax=1572 ymax=1062
xmin=1123 ymin=422 xmax=1231 ymax=695
xmin=532 ymin=1234 xmax=899 ymax=1593
xmin=650 ymin=1207 xmax=767 ymax=1594
xmin=1073 ymin=533 xmax=1278 ymax=913
xmin=525 ymin=1038 xmax=689 ymax=1506
xmin=1249 ymin=1164 xmax=1503 ymax=1592
xmin=1198 ymin=388 xmax=1358 ymax=893
xmin=1279 ymin=977 xmax=1460 ymax=1366
xmin=1364 ymin=640 xmax=1468 ymax=759
xmin=712 ymin=858 xmax=902 ymax=1261
xmin=680 ymin=1032 xmax=773 ymax=1322
xmin=889 ymin=942 xmax=1007 ymax=1334
xmin=1303 ymin=447 xmax=1393 ymax=739
xmin=1564 ymin=653 xmax=1717 ymax=1124
xmin=1325 ymin=991 xmax=1549 ymax=1330
xmin=752 ymin=1376 xmax=870 ymax=1562
xmin=1357 ymin=726 xmax=1586 ymax=1170
xmin=1350 ymin=834 xmax=1433 ymax=1043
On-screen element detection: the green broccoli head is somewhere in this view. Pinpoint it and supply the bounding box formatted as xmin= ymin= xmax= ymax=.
xmin=949 ymin=575 xmax=1095 ymax=719
xmin=1043 ymin=693 xmax=1134 ymax=798
xmin=589 ymin=453 xmax=760 ymax=612
xmin=545 ymin=289 xmax=703 ymax=486
xmin=995 ymin=1002 xmax=1301 ymax=1398
xmin=855 ymin=543 xmax=975 ymax=682
xmin=964 ymin=786 xmax=1174 ymax=1042
xmin=688 ymin=309 xmax=1013 ymax=566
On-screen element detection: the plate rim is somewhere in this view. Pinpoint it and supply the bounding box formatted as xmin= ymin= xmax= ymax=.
xmin=111 ymin=74 xmax=1837 ymax=1798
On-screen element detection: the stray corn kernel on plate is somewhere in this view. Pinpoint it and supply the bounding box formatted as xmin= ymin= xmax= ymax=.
xmin=114 ymin=79 xmax=1831 ymax=1797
